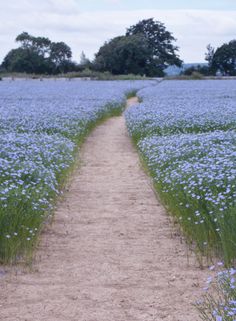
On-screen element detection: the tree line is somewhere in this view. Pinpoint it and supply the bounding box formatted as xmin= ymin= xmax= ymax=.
xmin=1 ymin=18 xmax=236 ymax=76
xmin=183 ymin=42 xmax=236 ymax=76
xmin=1 ymin=32 xmax=74 ymax=74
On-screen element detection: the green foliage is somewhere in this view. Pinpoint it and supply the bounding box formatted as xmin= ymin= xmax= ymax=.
xmin=196 ymin=268 xmax=236 ymax=321
xmin=125 ymin=89 xmax=138 ymax=99
xmin=66 ymin=69 xmax=148 ymax=80
xmin=182 ymin=65 xmax=209 ymax=77
xmin=125 ymin=80 xmax=236 ymax=265
xmin=1 ymin=32 xmax=74 ymax=74
xmin=205 ymin=44 xmax=215 ymax=69
xmin=126 ymin=18 xmax=182 ymax=75
xmin=2 ymin=48 xmax=52 ymax=74
xmin=16 ymin=32 xmax=51 ymax=57
xmin=211 ymin=40 xmax=236 ymax=76
xmin=50 ymin=42 xmax=72 ymax=73
xmin=79 ymin=51 xmax=92 ymax=70
xmin=94 ymin=18 xmax=182 ymax=77
xmin=0 ymin=99 xmax=126 ymax=264
xmin=94 ymin=34 xmax=151 ymax=75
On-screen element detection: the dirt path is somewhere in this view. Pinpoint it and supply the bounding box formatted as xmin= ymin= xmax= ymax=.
xmin=0 ymin=99 xmax=209 ymax=321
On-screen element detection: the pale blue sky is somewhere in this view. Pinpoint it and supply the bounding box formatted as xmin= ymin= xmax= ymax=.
xmin=80 ymin=0 xmax=236 ymax=11
xmin=0 ymin=0 xmax=236 ymax=63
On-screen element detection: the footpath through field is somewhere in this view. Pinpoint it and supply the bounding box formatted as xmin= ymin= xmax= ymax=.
xmin=1 ymin=98 xmax=208 ymax=321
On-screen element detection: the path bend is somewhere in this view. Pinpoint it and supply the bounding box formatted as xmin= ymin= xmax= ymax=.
xmin=0 ymin=101 xmax=208 ymax=321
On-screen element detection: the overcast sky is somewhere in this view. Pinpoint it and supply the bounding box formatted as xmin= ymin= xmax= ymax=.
xmin=0 ymin=0 xmax=236 ymax=64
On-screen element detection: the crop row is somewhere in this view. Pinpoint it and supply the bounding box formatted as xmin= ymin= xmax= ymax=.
xmin=125 ymin=80 xmax=236 ymax=264
xmin=0 ymin=79 xmax=154 ymax=262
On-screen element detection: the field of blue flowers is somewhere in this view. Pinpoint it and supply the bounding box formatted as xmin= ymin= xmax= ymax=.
xmin=2 ymin=78 xmax=235 ymax=319
xmin=197 ymin=265 xmax=236 ymax=321
xmin=125 ymin=80 xmax=236 ymax=265
xmin=126 ymin=79 xmax=236 ymax=321
xmin=0 ymin=79 xmax=153 ymax=263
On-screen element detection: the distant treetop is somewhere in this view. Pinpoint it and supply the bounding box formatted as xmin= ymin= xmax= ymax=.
xmin=94 ymin=18 xmax=182 ymax=77
xmin=2 ymin=32 xmax=73 ymax=74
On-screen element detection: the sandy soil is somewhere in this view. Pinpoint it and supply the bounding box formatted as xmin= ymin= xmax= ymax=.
xmin=0 ymin=98 xmax=209 ymax=321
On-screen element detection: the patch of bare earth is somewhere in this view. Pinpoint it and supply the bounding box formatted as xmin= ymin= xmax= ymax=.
xmin=0 ymin=99 xmax=209 ymax=321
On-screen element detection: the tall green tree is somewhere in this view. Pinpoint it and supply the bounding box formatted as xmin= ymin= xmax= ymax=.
xmin=15 ymin=32 xmax=33 ymax=49
xmin=205 ymin=44 xmax=215 ymax=69
xmin=211 ymin=40 xmax=236 ymax=75
xmin=79 ymin=51 xmax=91 ymax=69
xmin=94 ymin=34 xmax=151 ymax=75
xmin=2 ymin=48 xmax=50 ymax=74
xmin=126 ymin=18 xmax=182 ymax=75
xmin=16 ymin=32 xmax=51 ymax=58
xmin=2 ymin=32 xmax=73 ymax=74
xmin=50 ymin=42 xmax=72 ymax=72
